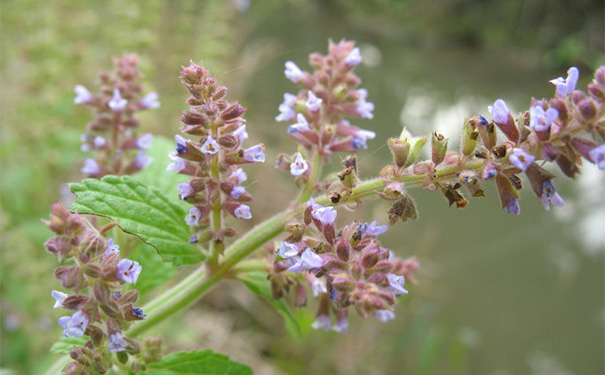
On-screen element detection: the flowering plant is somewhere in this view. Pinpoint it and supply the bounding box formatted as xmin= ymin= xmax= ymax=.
xmin=42 ymin=41 xmax=604 ymax=374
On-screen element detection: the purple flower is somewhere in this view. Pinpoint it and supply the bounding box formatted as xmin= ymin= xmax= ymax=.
xmin=312 ymin=278 xmax=327 ymax=297
xmin=233 ymin=125 xmax=249 ymax=143
xmin=488 ymin=99 xmax=510 ymax=124
xmin=356 ymin=223 xmax=368 ymax=235
xmin=185 ymin=207 xmax=202 ymax=226
xmin=51 ymin=290 xmax=68 ymax=308
xmin=287 ymin=248 xmax=324 ymax=274
xmin=374 ymin=309 xmax=395 ymax=323
xmin=588 ymin=144 xmax=605 ymax=170
xmin=93 ymin=136 xmax=106 ymax=148
xmin=344 ymin=47 xmax=362 ymax=67
xmin=74 ymin=85 xmax=93 ymax=104
xmin=58 ymin=310 xmax=88 ymax=338
xmin=550 ymin=67 xmax=579 ymax=97
xmin=311 ymin=314 xmax=331 ymax=331
xmin=201 ymin=135 xmax=220 ymax=155
xmin=131 ymin=307 xmax=146 ymax=319
xmin=136 ymin=133 xmax=154 ymax=149
xmin=352 ymin=129 xmax=376 ymax=149
xmin=243 ymin=144 xmax=266 ymax=163
xmin=81 ymin=159 xmax=101 ymax=175
xmin=175 ymin=135 xmax=188 ymax=154
xmin=105 ymin=238 xmax=120 ymax=255
xmin=284 ymin=61 xmax=304 ymax=83
xmin=540 ymin=181 xmax=565 ymax=211
xmin=140 ymin=92 xmax=160 ymax=109
xmin=231 ymin=168 xmax=247 ymax=184
xmin=311 ymin=204 xmax=337 ymax=226
xmin=509 ymin=148 xmax=535 ymax=171
xmin=276 ymin=93 xmax=297 ymax=122
xmin=366 ymin=220 xmax=388 ymax=236
xmin=287 ymin=113 xmax=310 ymax=133
xmin=134 ymin=151 xmax=153 ymax=169
xmin=234 ymin=204 xmax=252 ymax=219
xmin=108 ymin=333 xmax=127 ymax=353
xmin=277 ymin=241 xmax=299 ymax=259
xmin=166 ymin=152 xmax=186 ymax=172
xmin=332 ymin=314 xmax=348 ymax=333
xmin=306 ymin=91 xmax=322 ymax=113
xmin=530 ymin=106 xmax=558 ymax=132
xmin=178 ymin=182 xmax=194 ymax=199
xmin=506 ymin=197 xmax=521 ymax=216
xmin=290 ymin=152 xmax=309 ymax=176
xmin=230 ymin=186 xmax=246 ymax=199
xmin=116 ymin=259 xmax=142 ymax=285
xmin=355 ymin=89 xmax=374 ymax=119
xmin=387 ymin=273 xmax=408 ymax=295
xmin=108 ymin=88 xmax=127 ymax=111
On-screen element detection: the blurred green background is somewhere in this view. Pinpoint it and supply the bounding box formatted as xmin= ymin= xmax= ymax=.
xmin=1 ymin=1 xmax=604 ymax=374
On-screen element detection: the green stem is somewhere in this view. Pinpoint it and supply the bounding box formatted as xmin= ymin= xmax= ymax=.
xmin=297 ymin=151 xmax=323 ymax=204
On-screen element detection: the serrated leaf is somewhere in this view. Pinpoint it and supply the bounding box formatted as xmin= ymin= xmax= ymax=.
xmin=238 ymin=271 xmax=303 ymax=338
xmin=135 ymin=136 xmax=189 ymax=203
xmin=143 ymin=350 xmax=252 ymax=375
xmin=49 ymin=336 xmax=87 ymax=354
xmin=70 ymin=176 xmax=203 ymax=265
xmin=128 ymin=243 xmax=176 ymax=294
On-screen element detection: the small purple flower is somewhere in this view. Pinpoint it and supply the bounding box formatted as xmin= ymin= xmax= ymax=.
xmin=93 ymin=136 xmax=106 ymax=148
xmin=131 ymin=307 xmax=146 ymax=319
xmin=105 ymin=238 xmax=120 ymax=255
xmin=243 ymin=144 xmax=266 ymax=163
xmin=332 ymin=314 xmax=348 ymax=333
xmin=189 ymin=235 xmax=198 ymax=243
xmin=509 ymin=148 xmax=535 ymax=171
xmin=231 ymin=168 xmax=247 ymax=184
xmin=344 ymin=47 xmax=362 ymax=67
xmin=51 ymin=290 xmax=68 ymax=308
xmin=234 ymin=204 xmax=252 ymax=219
xmin=230 ymin=186 xmax=246 ymax=199
xmin=136 ymin=133 xmax=154 ymax=149
xmin=276 ymin=93 xmax=297 ymax=122
xmin=352 ymin=129 xmax=376 ymax=149
xmin=284 ymin=61 xmax=304 ymax=83
xmin=506 ymin=197 xmax=521 ymax=216
xmin=387 ymin=273 xmax=408 ymax=295
xmin=530 ymin=106 xmax=559 ymax=132
xmin=58 ymin=310 xmax=89 ymax=338
xmin=166 ymin=152 xmax=186 ymax=172
xmin=311 ymin=204 xmax=337 ymax=227
xmin=306 ymin=91 xmax=322 ymax=113
xmin=277 ymin=241 xmax=299 ymax=259
xmin=478 ymin=115 xmax=489 ymax=126
xmin=175 ymin=135 xmax=188 ymax=154
xmin=374 ymin=309 xmax=395 ymax=323
xmin=74 ymin=85 xmax=93 ymax=104
xmin=81 ymin=159 xmax=101 ymax=175
xmin=140 ymin=91 xmax=160 ymax=109
xmin=185 ymin=207 xmax=202 ymax=226
xmin=287 ymin=113 xmax=310 ymax=133
xmin=540 ymin=181 xmax=565 ymax=211
xmin=312 ymin=278 xmax=327 ymax=297
xmin=108 ymin=333 xmax=127 ymax=353
xmin=589 ymin=144 xmax=605 ymax=169
xmin=287 ymin=248 xmax=324 ymax=274
xmin=550 ymin=67 xmax=579 ymax=97
xmin=355 ymin=89 xmax=374 ymax=119
xmin=116 ymin=259 xmax=142 ymax=285
xmin=134 ymin=151 xmax=153 ymax=169
xmin=108 ymin=88 xmax=127 ymax=111
xmin=488 ymin=99 xmax=510 ymax=124
xmin=233 ymin=125 xmax=249 ymax=143
xmin=366 ymin=220 xmax=388 ymax=236
xmin=178 ymin=182 xmax=194 ymax=199
xmin=290 ymin=152 xmax=309 ymax=176
xmin=200 ymin=135 xmax=220 ymax=155
xmin=356 ymin=223 xmax=368 ymax=235
xmin=311 ymin=314 xmax=331 ymax=331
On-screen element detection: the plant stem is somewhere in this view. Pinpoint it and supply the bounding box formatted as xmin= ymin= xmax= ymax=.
xmin=297 ymin=151 xmax=323 ymax=204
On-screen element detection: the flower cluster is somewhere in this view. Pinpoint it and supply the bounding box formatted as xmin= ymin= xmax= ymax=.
xmin=75 ymin=53 xmax=159 ymax=178
xmin=275 ymin=40 xmax=376 ymax=180
xmin=44 ymin=203 xmax=154 ymax=374
xmin=168 ymin=61 xmax=265 ymax=250
xmin=380 ymin=66 xmax=605 ymax=217
xmin=270 ymin=200 xmax=419 ymax=332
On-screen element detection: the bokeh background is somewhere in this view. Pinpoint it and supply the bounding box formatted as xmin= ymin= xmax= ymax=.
xmin=1 ymin=1 xmax=604 ymax=374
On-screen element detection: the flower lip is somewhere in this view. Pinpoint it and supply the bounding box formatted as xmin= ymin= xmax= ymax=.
xmin=243 ymin=144 xmax=266 ymax=163
xmin=588 ymin=144 xmax=605 ymax=170
xmin=509 ymin=148 xmax=535 ymax=171
xmin=108 ymin=88 xmax=127 ymax=111
xmin=284 ymin=61 xmax=304 ymax=83
xmin=550 ymin=66 xmax=579 ymax=97
xmin=51 ymin=290 xmax=68 ymax=308
xmin=290 ymin=152 xmax=309 ymax=176
xmin=306 ymin=91 xmax=322 ymax=113
xmin=108 ymin=333 xmax=127 ymax=353
xmin=200 ymin=135 xmax=220 ymax=155
xmin=74 ymin=85 xmax=93 ymax=104
xmin=344 ymin=47 xmax=362 ymax=67
xmin=140 ymin=91 xmax=160 ymax=109
xmin=116 ymin=259 xmax=142 ymax=285
xmin=58 ymin=310 xmax=89 ymax=338
xmin=488 ymin=99 xmax=510 ymax=124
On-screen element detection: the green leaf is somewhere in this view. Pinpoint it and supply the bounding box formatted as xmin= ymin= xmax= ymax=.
xmin=238 ymin=271 xmax=303 ymax=338
xmin=49 ymin=336 xmax=87 ymax=354
xmin=135 ymin=136 xmax=189 ymax=203
xmin=128 ymin=243 xmax=176 ymax=294
xmin=70 ymin=176 xmax=203 ymax=265
xmin=143 ymin=350 xmax=252 ymax=375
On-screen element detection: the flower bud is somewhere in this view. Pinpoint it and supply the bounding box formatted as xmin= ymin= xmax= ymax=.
xmin=571 ymin=137 xmax=598 ymax=162
xmin=555 ymin=153 xmax=579 ymax=179
xmin=54 ymin=266 xmax=84 ymax=290
xmin=549 ymin=98 xmax=568 ymax=124
xmin=83 ymin=264 xmax=102 ymax=278
xmin=431 ymin=132 xmax=448 ymax=165
xmin=588 ymin=83 xmax=605 ymax=99
xmin=461 ymin=118 xmax=479 ymax=156
xmin=524 ymin=163 xmax=556 ymax=198
xmin=218 ymin=135 xmax=239 ymax=149
xmin=332 ymin=276 xmax=355 ymax=292
xmin=577 ymin=99 xmax=597 ymax=120
xmin=405 ymin=136 xmax=428 ymax=167
xmin=387 ymin=138 xmax=410 ymax=168
xmin=337 ymin=168 xmax=357 ymax=189
xmin=336 ymin=238 xmax=350 ymax=262
xmin=361 ymin=246 xmax=380 ymax=269
xmin=62 ymin=295 xmax=90 ymax=310
xmin=45 ymin=237 xmax=72 ymax=261
xmin=495 ymin=174 xmax=520 ymax=214
xmin=221 ymin=102 xmax=246 ymax=121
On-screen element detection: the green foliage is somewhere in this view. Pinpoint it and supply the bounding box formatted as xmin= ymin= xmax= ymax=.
xmin=238 ymin=271 xmax=303 ymax=338
xmin=70 ymin=176 xmax=203 ymax=265
xmin=142 ymin=350 xmax=252 ymax=375
xmin=128 ymin=243 xmax=177 ymax=295
xmin=49 ymin=337 xmax=87 ymax=355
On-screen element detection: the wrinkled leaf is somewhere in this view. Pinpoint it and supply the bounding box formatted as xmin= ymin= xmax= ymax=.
xmin=70 ymin=176 xmax=203 ymax=265
xmin=142 ymin=350 xmax=252 ymax=375
xmin=49 ymin=336 xmax=87 ymax=355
